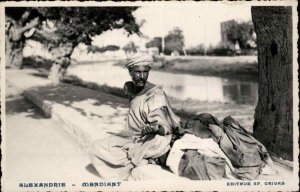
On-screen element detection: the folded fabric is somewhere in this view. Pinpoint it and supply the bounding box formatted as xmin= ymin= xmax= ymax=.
xmin=178 ymin=150 xmax=226 ymax=180
xmin=179 ymin=113 xmax=275 ymax=180
xmin=219 ymin=116 xmax=271 ymax=180
xmin=166 ymin=134 xmax=237 ymax=179
xmin=177 ymin=113 xmax=221 ymax=139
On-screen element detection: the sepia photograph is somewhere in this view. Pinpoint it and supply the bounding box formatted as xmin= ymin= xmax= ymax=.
xmin=1 ymin=1 xmax=298 ymax=191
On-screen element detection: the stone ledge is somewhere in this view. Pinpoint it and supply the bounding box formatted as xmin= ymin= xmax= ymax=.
xmin=24 ymin=89 xmax=53 ymax=117
xmin=23 ymin=83 xmax=129 ymax=150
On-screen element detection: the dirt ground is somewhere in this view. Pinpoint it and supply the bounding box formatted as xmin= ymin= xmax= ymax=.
xmin=4 ymin=79 xmax=100 ymax=191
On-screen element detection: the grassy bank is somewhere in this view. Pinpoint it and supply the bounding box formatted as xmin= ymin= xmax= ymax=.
xmin=115 ymin=55 xmax=258 ymax=80
xmin=153 ymin=56 xmax=258 ymax=79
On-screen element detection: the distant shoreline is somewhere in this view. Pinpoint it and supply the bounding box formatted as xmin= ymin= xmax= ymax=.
xmin=114 ymin=55 xmax=259 ymax=81
xmin=24 ymin=55 xmax=258 ymax=81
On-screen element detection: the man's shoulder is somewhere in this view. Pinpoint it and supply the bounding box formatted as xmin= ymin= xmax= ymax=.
xmin=146 ymin=83 xmax=162 ymax=93
xmin=145 ymin=85 xmax=166 ymax=101
xmin=145 ymin=86 xmax=169 ymax=111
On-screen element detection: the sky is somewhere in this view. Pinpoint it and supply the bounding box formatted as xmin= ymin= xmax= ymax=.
xmin=93 ymin=3 xmax=252 ymax=49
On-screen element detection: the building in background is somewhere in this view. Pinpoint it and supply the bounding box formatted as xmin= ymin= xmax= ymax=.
xmin=220 ymin=20 xmax=236 ymax=50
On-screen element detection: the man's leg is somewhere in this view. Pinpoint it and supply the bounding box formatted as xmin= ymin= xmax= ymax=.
xmin=89 ymin=135 xmax=134 ymax=180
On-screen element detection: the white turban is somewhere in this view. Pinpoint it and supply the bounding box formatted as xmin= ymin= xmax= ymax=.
xmin=125 ymin=54 xmax=153 ymax=69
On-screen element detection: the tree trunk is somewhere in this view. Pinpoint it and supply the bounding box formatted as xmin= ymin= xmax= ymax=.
xmin=5 ymin=14 xmax=39 ymax=68
xmin=48 ymin=43 xmax=74 ymax=84
xmin=252 ymin=7 xmax=293 ymax=160
xmin=5 ymin=23 xmax=25 ymax=68
xmin=5 ymin=32 xmax=14 ymax=67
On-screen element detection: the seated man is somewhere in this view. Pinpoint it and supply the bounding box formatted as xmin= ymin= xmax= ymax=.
xmin=89 ymin=55 xmax=181 ymax=180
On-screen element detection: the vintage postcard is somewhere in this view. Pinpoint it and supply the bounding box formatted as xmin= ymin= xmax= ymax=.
xmin=1 ymin=1 xmax=298 ymax=191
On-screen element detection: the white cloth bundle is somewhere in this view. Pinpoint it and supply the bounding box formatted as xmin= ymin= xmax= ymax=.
xmin=166 ymin=134 xmax=237 ymax=179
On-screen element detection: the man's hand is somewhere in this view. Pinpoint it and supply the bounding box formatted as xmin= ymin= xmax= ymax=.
xmin=146 ymin=108 xmax=171 ymax=135
xmin=141 ymin=123 xmax=159 ymax=136
xmin=141 ymin=123 xmax=167 ymax=136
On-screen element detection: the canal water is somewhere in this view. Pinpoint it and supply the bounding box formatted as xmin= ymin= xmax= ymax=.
xmin=67 ymin=61 xmax=258 ymax=105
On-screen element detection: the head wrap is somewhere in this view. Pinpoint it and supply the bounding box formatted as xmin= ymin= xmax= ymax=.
xmin=125 ymin=54 xmax=153 ymax=69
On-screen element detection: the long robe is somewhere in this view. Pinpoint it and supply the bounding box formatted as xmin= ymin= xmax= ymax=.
xmin=89 ymin=85 xmax=181 ymax=180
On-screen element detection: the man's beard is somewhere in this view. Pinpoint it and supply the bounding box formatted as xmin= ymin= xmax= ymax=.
xmin=134 ymin=80 xmax=146 ymax=87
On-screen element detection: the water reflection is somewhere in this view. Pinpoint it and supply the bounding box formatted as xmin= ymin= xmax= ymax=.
xmin=148 ymin=70 xmax=258 ymax=105
xmin=150 ymin=72 xmax=225 ymax=103
xmin=222 ymin=80 xmax=258 ymax=105
xmin=67 ymin=62 xmax=258 ymax=105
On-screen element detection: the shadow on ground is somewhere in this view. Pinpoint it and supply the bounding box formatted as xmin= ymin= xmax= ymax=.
xmin=6 ymin=96 xmax=50 ymax=120
xmin=85 ymin=163 xmax=100 ymax=177
xmin=63 ymin=75 xmax=126 ymax=99
xmin=25 ymin=83 xmax=129 ymax=122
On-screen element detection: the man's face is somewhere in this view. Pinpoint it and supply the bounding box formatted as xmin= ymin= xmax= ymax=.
xmin=129 ymin=65 xmax=150 ymax=88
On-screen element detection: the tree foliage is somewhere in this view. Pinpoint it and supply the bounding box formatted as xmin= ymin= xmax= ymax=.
xmin=226 ymin=21 xmax=256 ymax=49
xmin=186 ymin=44 xmax=205 ymax=56
xmin=145 ymin=27 xmax=185 ymax=55
xmin=164 ymin=27 xmax=185 ymax=55
xmin=37 ymin=7 xmax=140 ymax=47
xmin=123 ymin=41 xmax=139 ymax=54
xmin=5 ymin=7 xmax=140 ymax=53
xmin=5 ymin=7 xmax=141 ymax=81
xmin=145 ymin=37 xmax=162 ymax=53
xmin=87 ymin=45 xmax=120 ymax=54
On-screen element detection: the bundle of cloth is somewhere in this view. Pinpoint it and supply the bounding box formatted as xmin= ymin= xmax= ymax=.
xmin=167 ymin=113 xmax=276 ymax=180
xmin=166 ymin=134 xmax=237 ymax=180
